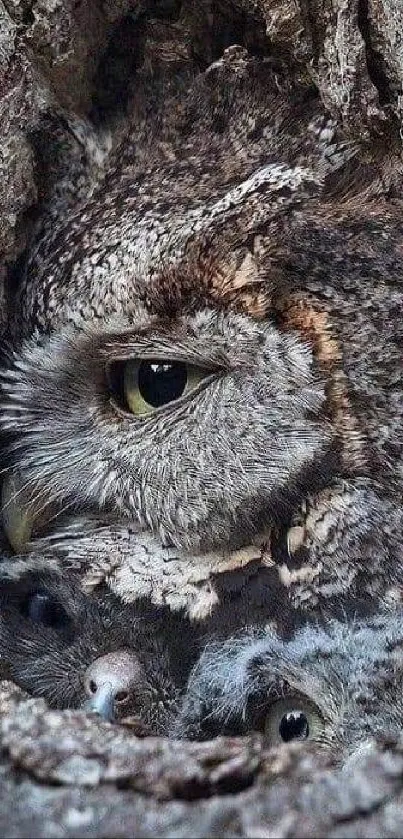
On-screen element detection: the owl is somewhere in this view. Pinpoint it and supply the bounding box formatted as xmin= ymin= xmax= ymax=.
xmin=0 ymin=558 xmax=197 ymax=733
xmin=1 ymin=46 xmax=403 ymax=633
xmin=176 ymin=610 xmax=403 ymax=767
xmin=3 ymin=556 xmax=403 ymax=767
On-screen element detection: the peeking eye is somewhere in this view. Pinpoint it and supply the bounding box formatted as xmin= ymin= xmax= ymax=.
xmin=21 ymin=590 xmax=71 ymax=631
xmin=108 ymin=359 xmax=211 ymax=415
xmin=264 ymin=697 xmax=324 ymax=746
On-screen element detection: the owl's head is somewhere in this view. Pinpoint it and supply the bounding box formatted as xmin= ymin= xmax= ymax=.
xmin=176 ymin=612 xmax=403 ymax=763
xmin=0 ymin=162 xmax=338 ymax=561
xmin=2 ymin=50 xmax=402 ymax=607
xmin=0 ymin=560 xmax=195 ymax=732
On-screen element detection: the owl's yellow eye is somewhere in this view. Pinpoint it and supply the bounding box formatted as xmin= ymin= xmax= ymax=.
xmin=264 ymin=697 xmax=324 ymax=746
xmin=108 ymin=359 xmax=210 ymax=415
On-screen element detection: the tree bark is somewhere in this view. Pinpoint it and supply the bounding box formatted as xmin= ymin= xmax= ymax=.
xmin=2 ymin=682 xmax=403 ymax=838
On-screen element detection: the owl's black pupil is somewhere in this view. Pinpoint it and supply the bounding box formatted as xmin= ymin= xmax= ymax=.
xmin=138 ymin=361 xmax=188 ymax=407
xmin=279 ymin=711 xmax=310 ymax=742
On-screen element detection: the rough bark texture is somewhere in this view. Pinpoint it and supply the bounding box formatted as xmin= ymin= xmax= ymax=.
xmin=3 ymin=681 xmax=403 ymax=838
xmin=1 ymin=0 xmax=403 ymax=835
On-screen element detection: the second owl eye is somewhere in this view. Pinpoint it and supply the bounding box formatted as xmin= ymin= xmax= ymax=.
xmin=21 ymin=590 xmax=71 ymax=631
xmin=108 ymin=359 xmax=210 ymax=415
xmin=264 ymin=697 xmax=325 ymax=746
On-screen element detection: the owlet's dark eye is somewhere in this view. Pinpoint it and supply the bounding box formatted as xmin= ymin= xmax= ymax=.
xmin=108 ymin=359 xmax=210 ymax=415
xmin=264 ymin=697 xmax=324 ymax=746
xmin=21 ymin=590 xmax=71 ymax=630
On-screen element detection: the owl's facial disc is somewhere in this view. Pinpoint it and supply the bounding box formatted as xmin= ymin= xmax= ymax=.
xmin=0 ymin=309 xmax=329 ymax=562
xmin=0 ymin=356 xmax=218 ymax=552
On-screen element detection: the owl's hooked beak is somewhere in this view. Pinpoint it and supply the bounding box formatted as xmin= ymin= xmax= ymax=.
xmin=1 ymin=470 xmax=53 ymax=553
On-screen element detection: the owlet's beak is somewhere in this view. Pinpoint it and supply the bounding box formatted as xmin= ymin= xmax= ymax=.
xmin=83 ymin=685 xmax=116 ymax=723
xmin=83 ymin=651 xmax=146 ymax=724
